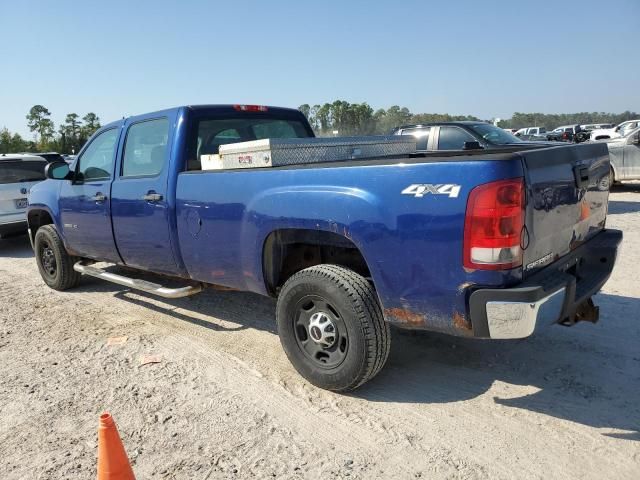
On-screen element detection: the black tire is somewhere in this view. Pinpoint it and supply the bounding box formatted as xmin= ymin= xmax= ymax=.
xmin=34 ymin=224 xmax=81 ymax=291
xmin=610 ymin=166 xmax=619 ymax=187
xmin=276 ymin=264 xmax=390 ymax=391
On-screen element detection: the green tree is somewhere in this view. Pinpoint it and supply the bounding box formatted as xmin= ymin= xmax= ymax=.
xmin=26 ymin=105 xmax=55 ymax=148
xmin=59 ymin=113 xmax=83 ymax=153
xmin=0 ymin=128 xmax=29 ymax=153
xmin=81 ymin=112 xmax=101 ymax=137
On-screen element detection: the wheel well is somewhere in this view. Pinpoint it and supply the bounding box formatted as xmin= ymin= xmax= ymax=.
xmin=262 ymin=229 xmax=371 ymax=296
xmin=27 ymin=209 xmax=54 ymax=241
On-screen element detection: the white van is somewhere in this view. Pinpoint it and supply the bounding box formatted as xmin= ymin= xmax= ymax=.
xmin=0 ymin=154 xmax=47 ymax=238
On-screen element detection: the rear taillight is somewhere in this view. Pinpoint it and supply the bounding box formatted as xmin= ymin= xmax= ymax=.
xmin=463 ymin=178 xmax=525 ymax=270
xmin=233 ymin=104 xmax=268 ymax=112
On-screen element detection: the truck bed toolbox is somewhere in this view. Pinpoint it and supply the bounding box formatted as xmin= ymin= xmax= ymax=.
xmin=211 ymin=136 xmax=417 ymax=170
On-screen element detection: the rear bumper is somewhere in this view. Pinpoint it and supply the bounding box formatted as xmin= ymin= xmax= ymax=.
xmin=468 ymin=229 xmax=622 ymax=339
xmin=0 ymin=220 xmax=28 ymax=237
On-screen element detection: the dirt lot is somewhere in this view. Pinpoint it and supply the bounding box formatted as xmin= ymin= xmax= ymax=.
xmin=1 ymin=186 xmax=639 ymax=480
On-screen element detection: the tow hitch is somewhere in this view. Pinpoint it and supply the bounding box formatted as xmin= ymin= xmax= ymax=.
xmin=559 ymin=297 xmax=599 ymax=326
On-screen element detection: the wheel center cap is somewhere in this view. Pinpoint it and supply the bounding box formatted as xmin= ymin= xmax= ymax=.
xmin=310 ymin=326 xmax=322 ymax=341
xmin=308 ymin=312 xmax=336 ymax=347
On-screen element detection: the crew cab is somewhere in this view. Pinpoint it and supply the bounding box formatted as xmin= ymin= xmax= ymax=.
xmin=0 ymin=154 xmax=47 ymax=238
xmin=27 ymin=105 xmax=622 ymax=391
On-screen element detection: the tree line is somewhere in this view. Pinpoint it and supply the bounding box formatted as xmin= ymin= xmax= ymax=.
xmin=0 ymin=105 xmax=101 ymax=155
xmin=298 ymin=101 xmax=480 ymax=136
xmin=3 ymin=102 xmax=638 ymax=155
xmin=298 ymin=101 xmax=639 ymax=136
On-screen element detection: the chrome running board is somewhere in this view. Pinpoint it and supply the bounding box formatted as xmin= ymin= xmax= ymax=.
xmin=73 ymin=262 xmax=202 ymax=299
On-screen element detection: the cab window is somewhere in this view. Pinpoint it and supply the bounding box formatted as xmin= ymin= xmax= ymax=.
xmin=77 ymin=128 xmax=119 ymax=181
xmin=400 ymin=127 xmax=430 ymax=150
xmin=437 ymin=126 xmax=476 ymax=150
xmin=122 ymin=118 xmax=170 ymax=177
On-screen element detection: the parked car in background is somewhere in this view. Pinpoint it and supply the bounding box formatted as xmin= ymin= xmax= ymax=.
xmin=581 ymin=123 xmax=614 ymax=131
xmin=590 ymin=120 xmax=640 ymax=141
xmin=606 ymin=127 xmax=640 ymax=184
xmin=20 ymin=152 xmax=66 ymax=163
xmin=392 ymin=121 xmax=533 ymax=150
xmin=0 ymin=154 xmax=47 ymax=238
xmin=546 ymin=125 xmax=584 ymax=142
xmin=514 ymin=127 xmax=547 ymax=138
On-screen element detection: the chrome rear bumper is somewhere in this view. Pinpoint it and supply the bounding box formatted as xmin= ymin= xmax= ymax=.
xmin=485 ymin=288 xmax=566 ymax=339
xmin=468 ymin=229 xmax=622 ymax=339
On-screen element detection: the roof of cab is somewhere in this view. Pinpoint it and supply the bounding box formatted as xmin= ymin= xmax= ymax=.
xmin=98 ymin=104 xmax=307 ymax=131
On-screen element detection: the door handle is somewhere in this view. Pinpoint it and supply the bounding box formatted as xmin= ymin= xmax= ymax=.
xmin=143 ymin=192 xmax=163 ymax=202
xmin=92 ymin=193 xmax=106 ymax=203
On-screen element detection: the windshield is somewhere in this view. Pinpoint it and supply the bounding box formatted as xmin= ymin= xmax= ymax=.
xmin=468 ymin=124 xmax=522 ymax=144
xmin=0 ymin=160 xmax=47 ymax=185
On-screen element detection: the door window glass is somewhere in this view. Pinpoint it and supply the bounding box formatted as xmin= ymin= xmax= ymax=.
xmin=77 ymin=128 xmax=119 ymax=181
xmin=400 ymin=127 xmax=430 ymax=150
xmin=122 ymin=118 xmax=170 ymax=177
xmin=437 ymin=126 xmax=476 ymax=150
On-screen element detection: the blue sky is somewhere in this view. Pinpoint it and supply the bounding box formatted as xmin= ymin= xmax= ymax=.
xmin=2 ymin=0 xmax=639 ymax=136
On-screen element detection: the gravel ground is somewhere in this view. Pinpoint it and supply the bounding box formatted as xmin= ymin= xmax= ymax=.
xmin=1 ymin=186 xmax=639 ymax=479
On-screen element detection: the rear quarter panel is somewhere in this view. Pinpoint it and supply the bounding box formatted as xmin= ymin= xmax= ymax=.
xmin=176 ymin=157 xmax=524 ymax=336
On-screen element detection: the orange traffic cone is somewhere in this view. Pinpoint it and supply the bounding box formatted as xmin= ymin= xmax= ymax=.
xmin=97 ymin=412 xmax=136 ymax=480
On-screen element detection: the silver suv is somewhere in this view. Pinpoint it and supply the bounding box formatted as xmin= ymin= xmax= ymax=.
xmin=0 ymin=154 xmax=47 ymax=238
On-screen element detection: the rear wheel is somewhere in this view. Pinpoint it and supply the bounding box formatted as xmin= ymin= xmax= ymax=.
xmin=276 ymin=264 xmax=390 ymax=391
xmin=34 ymin=225 xmax=81 ymax=291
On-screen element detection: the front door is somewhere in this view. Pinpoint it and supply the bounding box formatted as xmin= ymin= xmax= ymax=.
xmin=59 ymin=126 xmax=122 ymax=261
xmin=110 ymin=115 xmax=179 ymax=275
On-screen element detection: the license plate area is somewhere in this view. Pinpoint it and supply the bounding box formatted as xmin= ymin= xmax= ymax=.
xmin=15 ymin=198 xmax=28 ymax=209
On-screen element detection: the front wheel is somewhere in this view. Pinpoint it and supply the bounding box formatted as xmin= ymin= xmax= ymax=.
xmin=34 ymin=225 xmax=81 ymax=291
xmin=276 ymin=264 xmax=390 ymax=391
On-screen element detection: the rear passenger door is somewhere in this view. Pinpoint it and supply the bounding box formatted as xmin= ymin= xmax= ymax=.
xmin=110 ymin=114 xmax=179 ymax=275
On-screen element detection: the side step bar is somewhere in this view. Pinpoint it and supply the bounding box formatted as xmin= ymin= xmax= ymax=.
xmin=73 ymin=262 xmax=203 ymax=299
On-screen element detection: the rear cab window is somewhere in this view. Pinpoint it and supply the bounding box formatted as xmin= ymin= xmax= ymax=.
xmin=186 ymin=111 xmax=313 ymax=171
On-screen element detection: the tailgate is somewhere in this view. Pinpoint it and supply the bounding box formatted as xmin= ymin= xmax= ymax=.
xmin=521 ymin=143 xmax=610 ymax=277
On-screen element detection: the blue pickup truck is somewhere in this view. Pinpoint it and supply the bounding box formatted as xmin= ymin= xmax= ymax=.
xmin=27 ymin=104 xmax=622 ymax=391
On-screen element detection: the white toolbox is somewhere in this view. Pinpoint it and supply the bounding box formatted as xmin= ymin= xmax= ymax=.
xmin=203 ymin=136 xmax=416 ymax=170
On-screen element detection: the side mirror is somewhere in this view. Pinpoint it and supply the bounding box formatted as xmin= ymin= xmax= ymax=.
xmin=45 ymin=161 xmax=72 ymax=180
xmin=631 ymin=131 xmax=640 ymax=145
xmin=463 ymin=141 xmax=483 ymax=150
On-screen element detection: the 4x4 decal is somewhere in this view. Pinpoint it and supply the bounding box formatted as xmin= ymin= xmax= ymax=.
xmin=401 ymin=184 xmax=461 ymax=198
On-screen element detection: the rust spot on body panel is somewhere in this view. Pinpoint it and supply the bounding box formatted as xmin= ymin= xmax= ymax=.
xmin=384 ymin=307 xmax=426 ymax=326
xmin=452 ymin=311 xmax=472 ymax=335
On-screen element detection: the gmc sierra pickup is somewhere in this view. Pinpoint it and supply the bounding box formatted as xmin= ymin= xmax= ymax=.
xmin=27 ymin=104 xmax=621 ymax=391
